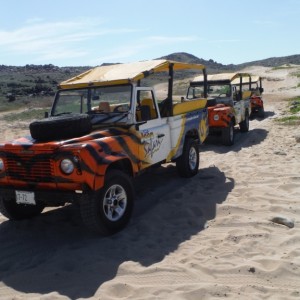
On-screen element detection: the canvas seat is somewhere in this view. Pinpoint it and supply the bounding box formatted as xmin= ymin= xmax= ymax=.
xmin=98 ymin=102 xmax=111 ymax=112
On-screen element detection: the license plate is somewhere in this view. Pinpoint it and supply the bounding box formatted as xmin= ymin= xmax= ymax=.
xmin=15 ymin=191 xmax=36 ymax=205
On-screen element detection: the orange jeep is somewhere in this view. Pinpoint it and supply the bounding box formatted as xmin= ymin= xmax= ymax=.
xmin=0 ymin=60 xmax=209 ymax=235
xmin=188 ymin=73 xmax=252 ymax=146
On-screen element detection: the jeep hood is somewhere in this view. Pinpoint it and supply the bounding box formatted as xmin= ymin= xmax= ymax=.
xmin=0 ymin=127 xmax=137 ymax=152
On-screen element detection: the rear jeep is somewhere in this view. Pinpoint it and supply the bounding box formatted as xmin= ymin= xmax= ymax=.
xmin=249 ymin=76 xmax=264 ymax=118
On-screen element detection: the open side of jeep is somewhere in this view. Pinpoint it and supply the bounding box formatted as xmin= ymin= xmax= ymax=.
xmin=0 ymin=59 xmax=209 ymax=234
xmin=188 ymin=72 xmax=252 ymax=146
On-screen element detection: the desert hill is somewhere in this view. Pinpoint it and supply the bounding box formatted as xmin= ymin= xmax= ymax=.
xmin=159 ymin=52 xmax=300 ymax=72
xmin=0 ymin=52 xmax=299 ymax=110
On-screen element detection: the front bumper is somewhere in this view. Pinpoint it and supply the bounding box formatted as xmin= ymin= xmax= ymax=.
xmin=0 ymin=187 xmax=89 ymax=206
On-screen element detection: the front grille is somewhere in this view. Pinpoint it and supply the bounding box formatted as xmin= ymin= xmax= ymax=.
xmin=5 ymin=153 xmax=55 ymax=183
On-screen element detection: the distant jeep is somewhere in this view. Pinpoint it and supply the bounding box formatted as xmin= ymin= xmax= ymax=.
xmin=249 ymin=76 xmax=264 ymax=118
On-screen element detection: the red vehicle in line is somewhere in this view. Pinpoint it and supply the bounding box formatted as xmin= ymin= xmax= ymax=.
xmin=249 ymin=76 xmax=264 ymax=118
xmin=187 ymin=73 xmax=252 ymax=146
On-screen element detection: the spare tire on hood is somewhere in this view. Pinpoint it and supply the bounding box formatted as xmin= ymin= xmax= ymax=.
xmin=29 ymin=114 xmax=92 ymax=141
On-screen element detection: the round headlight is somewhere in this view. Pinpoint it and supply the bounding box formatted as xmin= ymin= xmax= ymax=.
xmin=0 ymin=158 xmax=5 ymax=172
xmin=60 ymin=158 xmax=74 ymax=174
xmin=213 ymin=114 xmax=220 ymax=121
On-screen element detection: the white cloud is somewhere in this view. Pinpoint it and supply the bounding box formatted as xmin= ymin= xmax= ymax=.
xmin=91 ymin=44 xmax=147 ymax=65
xmin=0 ymin=18 xmax=201 ymax=66
xmin=0 ymin=18 xmax=139 ymax=64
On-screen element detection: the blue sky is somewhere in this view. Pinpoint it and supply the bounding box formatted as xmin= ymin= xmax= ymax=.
xmin=0 ymin=0 xmax=299 ymax=66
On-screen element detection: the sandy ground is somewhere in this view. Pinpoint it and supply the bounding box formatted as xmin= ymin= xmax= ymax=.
xmin=0 ymin=65 xmax=300 ymax=300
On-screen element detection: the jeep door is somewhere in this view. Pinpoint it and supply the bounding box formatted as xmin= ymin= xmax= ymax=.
xmin=135 ymin=88 xmax=171 ymax=168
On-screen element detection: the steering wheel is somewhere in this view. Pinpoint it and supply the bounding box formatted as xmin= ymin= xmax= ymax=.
xmin=218 ymin=93 xmax=227 ymax=97
xmin=113 ymin=104 xmax=128 ymax=112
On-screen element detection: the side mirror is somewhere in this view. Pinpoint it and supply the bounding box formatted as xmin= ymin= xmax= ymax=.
xmin=44 ymin=111 xmax=49 ymax=118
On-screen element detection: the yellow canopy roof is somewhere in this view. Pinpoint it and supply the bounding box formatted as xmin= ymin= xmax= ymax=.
xmin=59 ymin=59 xmax=206 ymax=89
xmin=232 ymin=75 xmax=260 ymax=84
xmin=192 ymin=72 xmax=251 ymax=84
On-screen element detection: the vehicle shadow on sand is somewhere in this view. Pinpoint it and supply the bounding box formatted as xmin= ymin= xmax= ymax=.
xmin=203 ymin=127 xmax=268 ymax=154
xmin=250 ymin=110 xmax=275 ymax=121
xmin=0 ymin=165 xmax=234 ymax=299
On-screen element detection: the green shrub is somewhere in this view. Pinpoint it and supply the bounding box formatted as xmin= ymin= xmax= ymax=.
xmin=276 ymin=115 xmax=300 ymax=125
xmin=289 ymin=97 xmax=300 ymax=114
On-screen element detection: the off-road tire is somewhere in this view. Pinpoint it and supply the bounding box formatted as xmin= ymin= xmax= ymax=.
xmin=0 ymin=196 xmax=45 ymax=220
xmin=176 ymin=139 xmax=199 ymax=178
xmin=80 ymin=170 xmax=134 ymax=235
xmin=239 ymin=111 xmax=249 ymax=132
xmin=30 ymin=114 xmax=92 ymax=141
xmin=222 ymin=121 xmax=235 ymax=146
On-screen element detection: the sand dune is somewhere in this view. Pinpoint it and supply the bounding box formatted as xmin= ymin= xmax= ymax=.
xmin=0 ymin=65 xmax=299 ymax=299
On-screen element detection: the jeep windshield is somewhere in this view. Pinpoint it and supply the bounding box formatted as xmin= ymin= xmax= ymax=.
xmin=51 ymin=85 xmax=132 ymax=116
xmin=207 ymin=84 xmax=231 ymax=98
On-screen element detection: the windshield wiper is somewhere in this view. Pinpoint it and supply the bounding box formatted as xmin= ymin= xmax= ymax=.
xmin=112 ymin=113 xmax=129 ymax=123
xmin=54 ymin=112 xmax=73 ymax=116
xmin=91 ymin=113 xmax=118 ymax=124
xmin=91 ymin=112 xmax=129 ymax=125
